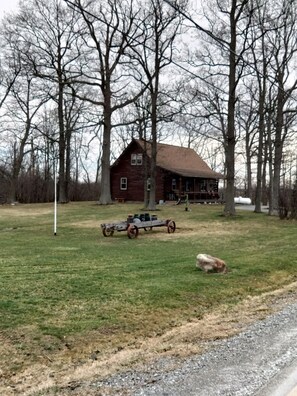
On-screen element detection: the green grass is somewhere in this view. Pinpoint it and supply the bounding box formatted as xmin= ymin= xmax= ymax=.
xmin=1 ymin=201 xmax=297 ymax=374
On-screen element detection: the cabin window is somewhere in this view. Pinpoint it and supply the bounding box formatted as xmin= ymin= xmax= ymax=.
xmin=147 ymin=178 xmax=151 ymax=191
xmin=185 ymin=180 xmax=192 ymax=192
xmin=131 ymin=154 xmax=137 ymax=165
xmin=172 ymin=178 xmax=176 ymax=190
xmin=199 ymin=180 xmax=207 ymax=191
xmin=120 ymin=177 xmax=127 ymax=190
xmin=131 ymin=153 xmax=142 ymax=165
xmin=137 ymin=154 xmax=142 ymax=165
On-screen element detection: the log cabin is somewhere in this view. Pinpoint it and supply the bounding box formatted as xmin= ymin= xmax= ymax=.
xmin=110 ymin=139 xmax=224 ymax=203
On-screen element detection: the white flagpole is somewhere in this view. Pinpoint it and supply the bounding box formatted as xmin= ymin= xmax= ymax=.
xmin=54 ymin=160 xmax=57 ymax=236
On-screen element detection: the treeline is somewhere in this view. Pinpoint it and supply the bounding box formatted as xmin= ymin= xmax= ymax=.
xmin=0 ymin=167 xmax=100 ymax=204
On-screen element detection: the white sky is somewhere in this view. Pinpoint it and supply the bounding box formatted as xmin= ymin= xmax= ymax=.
xmin=0 ymin=0 xmax=19 ymax=18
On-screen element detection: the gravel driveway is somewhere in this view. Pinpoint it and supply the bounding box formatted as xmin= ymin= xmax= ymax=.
xmin=88 ymin=299 xmax=297 ymax=395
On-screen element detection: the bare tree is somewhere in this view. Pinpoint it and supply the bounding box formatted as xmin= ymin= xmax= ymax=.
xmin=65 ymin=0 xmax=148 ymax=204
xmin=5 ymin=75 xmax=49 ymax=202
xmin=5 ymin=0 xmax=85 ymax=202
xmin=127 ymin=0 xmax=185 ymax=209
xmin=267 ymin=0 xmax=297 ymax=214
xmin=220 ymin=0 xmax=252 ymax=215
xmin=247 ymin=0 xmax=272 ymax=212
xmin=166 ymin=0 xmax=255 ymax=215
xmin=0 ymin=16 xmax=51 ymax=203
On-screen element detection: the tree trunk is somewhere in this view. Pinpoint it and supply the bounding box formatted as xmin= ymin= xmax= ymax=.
xmin=245 ymin=136 xmax=252 ymax=199
xmin=265 ymin=108 xmax=273 ymax=215
xmin=99 ymin=91 xmax=112 ymax=204
xmin=58 ymin=74 xmax=67 ymax=203
xmin=254 ymin=89 xmax=265 ymax=213
xmin=8 ymin=120 xmax=31 ymax=203
xmin=271 ymin=78 xmax=285 ymax=214
xmin=254 ymin=27 xmax=268 ymax=213
xmin=261 ymin=138 xmax=268 ymax=206
xmin=65 ymin=126 xmax=72 ymax=202
xmin=147 ymin=90 xmax=158 ymax=210
xmin=143 ymin=141 xmax=149 ymax=207
xmin=223 ymin=0 xmax=237 ymax=216
xmin=9 ymin=177 xmax=18 ymax=203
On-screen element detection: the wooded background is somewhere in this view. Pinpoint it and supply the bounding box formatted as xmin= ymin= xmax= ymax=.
xmin=0 ymin=0 xmax=297 ymax=216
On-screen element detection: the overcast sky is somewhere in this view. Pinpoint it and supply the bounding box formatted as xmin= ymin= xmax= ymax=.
xmin=0 ymin=0 xmax=19 ymax=18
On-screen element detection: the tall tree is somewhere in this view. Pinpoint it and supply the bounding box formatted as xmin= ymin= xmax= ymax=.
xmin=66 ymin=0 xmax=147 ymax=204
xmin=166 ymin=0 xmax=254 ymax=215
xmin=4 ymin=74 xmax=49 ymax=202
xmin=223 ymin=0 xmax=251 ymax=215
xmin=6 ymin=0 xmax=84 ymax=202
xmin=248 ymin=0 xmax=271 ymax=213
xmin=0 ymin=17 xmax=52 ymax=202
xmin=128 ymin=0 xmax=184 ymax=209
xmin=268 ymin=0 xmax=297 ymax=214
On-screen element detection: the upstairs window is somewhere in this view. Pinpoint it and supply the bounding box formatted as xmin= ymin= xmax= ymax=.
xmin=131 ymin=153 xmax=143 ymax=165
xmin=137 ymin=154 xmax=143 ymax=165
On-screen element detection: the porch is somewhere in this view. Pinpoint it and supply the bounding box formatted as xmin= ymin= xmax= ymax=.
xmin=164 ymin=175 xmax=221 ymax=203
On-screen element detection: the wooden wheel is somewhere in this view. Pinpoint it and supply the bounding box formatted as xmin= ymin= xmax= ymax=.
xmin=102 ymin=227 xmax=114 ymax=237
xmin=167 ymin=220 xmax=176 ymax=233
xmin=127 ymin=224 xmax=139 ymax=239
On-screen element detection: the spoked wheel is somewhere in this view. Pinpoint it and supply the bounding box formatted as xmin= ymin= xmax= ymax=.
xmin=167 ymin=220 xmax=176 ymax=233
xmin=102 ymin=227 xmax=114 ymax=237
xmin=127 ymin=224 xmax=139 ymax=239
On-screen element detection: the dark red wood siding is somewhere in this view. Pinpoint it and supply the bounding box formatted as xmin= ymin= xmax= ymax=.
xmin=111 ymin=141 xmax=145 ymax=201
xmin=110 ymin=141 xmax=168 ymax=202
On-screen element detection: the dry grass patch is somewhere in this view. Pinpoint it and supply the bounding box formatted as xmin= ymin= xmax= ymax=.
xmin=0 ymin=203 xmax=54 ymax=217
xmin=2 ymin=282 xmax=297 ymax=396
xmin=69 ymin=220 xmax=101 ymax=229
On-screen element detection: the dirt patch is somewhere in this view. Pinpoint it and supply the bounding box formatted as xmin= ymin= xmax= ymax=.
xmin=2 ymin=282 xmax=297 ymax=396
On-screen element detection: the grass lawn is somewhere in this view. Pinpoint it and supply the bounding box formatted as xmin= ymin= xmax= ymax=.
xmin=1 ymin=201 xmax=297 ymax=393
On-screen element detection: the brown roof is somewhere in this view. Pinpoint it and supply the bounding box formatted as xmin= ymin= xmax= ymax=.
xmin=136 ymin=139 xmax=223 ymax=179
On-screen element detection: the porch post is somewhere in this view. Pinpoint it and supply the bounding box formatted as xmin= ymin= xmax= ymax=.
xmin=179 ymin=177 xmax=182 ymax=198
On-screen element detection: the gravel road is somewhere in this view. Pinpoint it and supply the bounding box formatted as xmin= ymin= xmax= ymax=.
xmin=88 ymin=299 xmax=297 ymax=395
